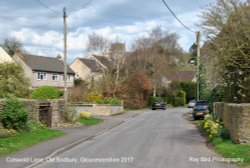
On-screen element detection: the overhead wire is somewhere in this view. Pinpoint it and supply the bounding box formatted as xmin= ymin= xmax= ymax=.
xmin=161 ymin=0 xmax=196 ymax=34
xmin=35 ymin=0 xmax=61 ymax=15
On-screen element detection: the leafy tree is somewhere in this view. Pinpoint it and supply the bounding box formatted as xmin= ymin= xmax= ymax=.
xmin=130 ymin=26 xmax=183 ymax=96
xmin=179 ymin=81 xmax=196 ymax=102
xmin=200 ymin=0 xmax=250 ymax=103
xmin=0 ymin=63 xmax=30 ymax=98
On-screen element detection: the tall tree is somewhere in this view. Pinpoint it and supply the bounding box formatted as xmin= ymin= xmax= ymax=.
xmin=130 ymin=26 xmax=183 ymax=96
xmin=200 ymin=0 xmax=250 ymax=102
xmin=3 ymin=37 xmax=23 ymax=56
xmin=86 ymin=33 xmax=110 ymax=55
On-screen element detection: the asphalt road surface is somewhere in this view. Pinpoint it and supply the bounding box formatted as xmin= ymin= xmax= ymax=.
xmin=37 ymin=108 xmax=236 ymax=168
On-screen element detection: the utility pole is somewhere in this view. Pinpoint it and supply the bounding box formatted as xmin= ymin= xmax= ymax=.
xmin=63 ymin=7 xmax=68 ymax=108
xmin=196 ymin=31 xmax=201 ymax=102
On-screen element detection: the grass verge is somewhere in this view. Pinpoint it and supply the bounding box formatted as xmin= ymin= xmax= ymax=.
xmin=77 ymin=117 xmax=103 ymax=126
xmin=192 ymin=119 xmax=250 ymax=166
xmin=211 ymin=138 xmax=250 ymax=166
xmin=0 ymin=128 xmax=64 ymax=156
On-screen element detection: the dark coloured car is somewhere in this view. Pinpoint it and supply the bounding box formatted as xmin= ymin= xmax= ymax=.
xmin=152 ymin=100 xmax=166 ymax=110
xmin=192 ymin=100 xmax=209 ymax=120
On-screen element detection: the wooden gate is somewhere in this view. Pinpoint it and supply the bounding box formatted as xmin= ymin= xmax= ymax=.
xmin=38 ymin=102 xmax=52 ymax=127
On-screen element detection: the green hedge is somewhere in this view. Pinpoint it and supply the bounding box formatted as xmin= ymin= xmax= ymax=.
xmin=30 ymin=86 xmax=60 ymax=100
xmin=1 ymin=98 xmax=28 ymax=131
xmin=172 ymin=91 xmax=186 ymax=107
xmin=148 ymin=96 xmax=164 ymax=106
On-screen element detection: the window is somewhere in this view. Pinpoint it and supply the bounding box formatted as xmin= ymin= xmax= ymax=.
xmin=76 ymin=72 xmax=79 ymax=78
xmin=63 ymin=74 xmax=71 ymax=82
xmin=37 ymin=72 xmax=46 ymax=80
xmin=52 ymin=73 xmax=59 ymax=81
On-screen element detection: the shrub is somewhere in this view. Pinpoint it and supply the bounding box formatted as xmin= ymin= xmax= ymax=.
xmin=1 ymin=98 xmax=28 ymax=131
xmin=79 ymin=112 xmax=91 ymax=119
xmin=26 ymin=121 xmax=46 ymax=132
xmin=164 ymin=96 xmax=173 ymax=105
xmin=200 ymin=114 xmax=230 ymax=140
xmin=172 ymin=91 xmax=186 ymax=107
xmin=172 ymin=97 xmax=183 ymax=107
xmin=63 ymin=106 xmax=78 ymax=123
xmin=0 ymin=62 xmax=30 ymax=98
xmin=97 ymin=97 xmax=121 ymax=105
xmin=148 ymin=96 xmax=163 ymax=106
xmin=207 ymin=86 xmax=225 ymax=112
xmin=87 ymin=92 xmax=103 ymax=103
xmin=30 ymin=86 xmax=60 ymax=100
xmin=0 ymin=129 xmax=17 ymax=137
xmin=179 ymin=82 xmax=196 ymax=102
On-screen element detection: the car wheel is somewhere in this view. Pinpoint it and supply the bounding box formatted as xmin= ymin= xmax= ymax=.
xmin=152 ymin=108 xmax=155 ymax=110
xmin=193 ymin=117 xmax=198 ymax=120
xmin=163 ymin=108 xmax=166 ymax=110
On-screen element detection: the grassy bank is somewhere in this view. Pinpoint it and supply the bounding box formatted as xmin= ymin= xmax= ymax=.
xmin=211 ymin=138 xmax=250 ymax=166
xmin=0 ymin=128 xmax=64 ymax=155
xmin=192 ymin=119 xmax=250 ymax=166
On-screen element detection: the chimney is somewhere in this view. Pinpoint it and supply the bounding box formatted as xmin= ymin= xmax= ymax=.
xmin=56 ymin=53 xmax=62 ymax=60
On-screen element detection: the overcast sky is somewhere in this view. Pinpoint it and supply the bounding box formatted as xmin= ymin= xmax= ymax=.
xmin=0 ymin=0 xmax=216 ymax=62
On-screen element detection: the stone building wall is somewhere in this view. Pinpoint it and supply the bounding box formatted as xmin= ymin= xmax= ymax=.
xmin=214 ymin=102 xmax=250 ymax=144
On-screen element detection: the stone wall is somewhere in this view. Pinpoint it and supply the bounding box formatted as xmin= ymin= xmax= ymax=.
xmin=71 ymin=103 xmax=124 ymax=116
xmin=214 ymin=102 xmax=250 ymax=144
xmin=50 ymin=99 xmax=65 ymax=127
xmin=0 ymin=99 xmax=65 ymax=128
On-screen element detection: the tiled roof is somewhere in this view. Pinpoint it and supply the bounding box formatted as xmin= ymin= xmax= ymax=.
xmin=20 ymin=54 xmax=75 ymax=74
xmin=92 ymin=55 xmax=111 ymax=68
xmin=79 ymin=58 xmax=102 ymax=73
xmin=166 ymin=71 xmax=196 ymax=82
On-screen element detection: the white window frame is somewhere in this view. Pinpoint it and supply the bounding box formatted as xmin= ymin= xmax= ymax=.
xmin=63 ymin=74 xmax=71 ymax=82
xmin=76 ymin=72 xmax=80 ymax=78
xmin=52 ymin=73 xmax=59 ymax=81
xmin=37 ymin=72 xmax=47 ymax=80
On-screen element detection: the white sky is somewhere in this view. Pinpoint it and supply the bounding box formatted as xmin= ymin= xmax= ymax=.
xmin=0 ymin=0 xmax=217 ymax=63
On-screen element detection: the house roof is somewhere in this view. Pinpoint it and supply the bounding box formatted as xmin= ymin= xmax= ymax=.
xmin=79 ymin=58 xmax=102 ymax=73
xmin=165 ymin=71 xmax=196 ymax=82
xmin=92 ymin=55 xmax=111 ymax=68
xmin=0 ymin=47 xmax=13 ymax=63
xmin=19 ymin=54 xmax=75 ymax=74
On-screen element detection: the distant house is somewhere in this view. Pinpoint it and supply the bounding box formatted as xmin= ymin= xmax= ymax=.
xmin=162 ymin=71 xmax=197 ymax=87
xmin=0 ymin=47 xmax=13 ymax=63
xmin=13 ymin=53 xmax=75 ymax=88
xmin=70 ymin=58 xmax=103 ymax=81
xmin=91 ymin=55 xmax=111 ymax=70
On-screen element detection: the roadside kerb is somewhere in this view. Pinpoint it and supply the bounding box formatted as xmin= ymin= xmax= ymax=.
xmin=25 ymin=113 xmax=140 ymax=168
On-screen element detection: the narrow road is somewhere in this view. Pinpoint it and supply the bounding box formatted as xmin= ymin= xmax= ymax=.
xmin=37 ymin=108 xmax=235 ymax=168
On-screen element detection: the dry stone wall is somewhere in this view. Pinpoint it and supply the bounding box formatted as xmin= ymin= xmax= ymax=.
xmin=214 ymin=102 xmax=250 ymax=144
xmin=0 ymin=99 xmax=65 ymax=128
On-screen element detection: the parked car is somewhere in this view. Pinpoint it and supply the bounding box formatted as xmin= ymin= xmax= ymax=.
xmin=192 ymin=100 xmax=209 ymax=120
xmin=152 ymin=100 xmax=166 ymax=110
xmin=188 ymin=99 xmax=196 ymax=108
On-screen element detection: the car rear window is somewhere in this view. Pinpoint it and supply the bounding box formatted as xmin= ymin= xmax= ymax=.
xmin=196 ymin=101 xmax=208 ymax=105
